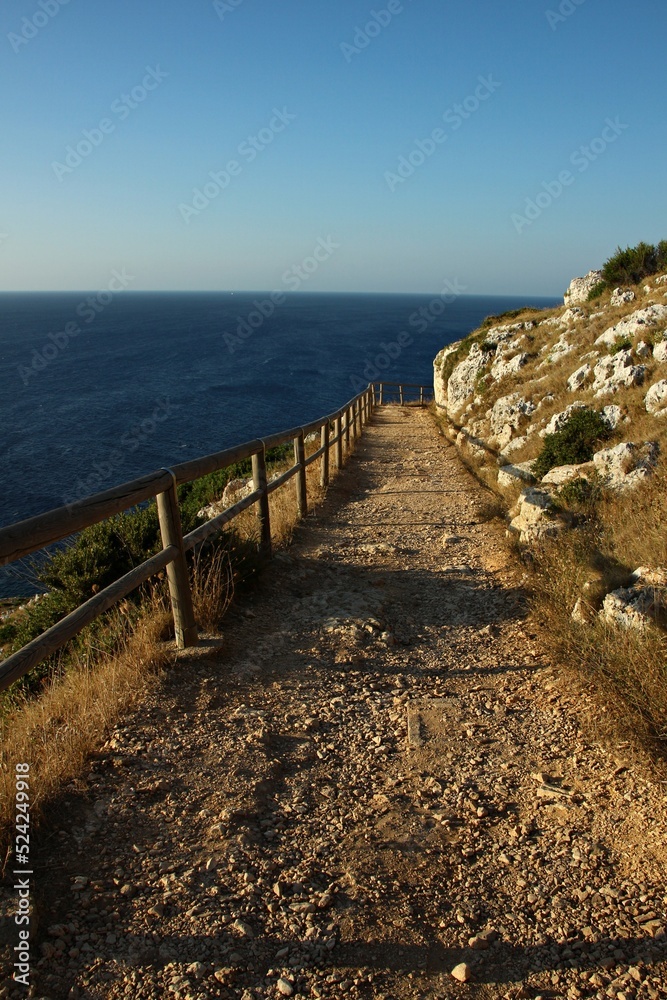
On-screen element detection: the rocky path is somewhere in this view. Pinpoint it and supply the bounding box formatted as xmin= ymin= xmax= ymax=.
xmin=7 ymin=406 xmax=667 ymax=1000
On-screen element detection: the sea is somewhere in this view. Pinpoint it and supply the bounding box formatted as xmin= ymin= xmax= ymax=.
xmin=0 ymin=291 xmax=559 ymax=596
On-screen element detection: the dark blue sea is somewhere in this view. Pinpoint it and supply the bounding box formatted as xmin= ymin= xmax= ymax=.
xmin=0 ymin=291 xmax=558 ymax=595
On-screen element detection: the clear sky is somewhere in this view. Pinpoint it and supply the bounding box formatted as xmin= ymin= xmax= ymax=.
xmin=1 ymin=0 xmax=666 ymax=296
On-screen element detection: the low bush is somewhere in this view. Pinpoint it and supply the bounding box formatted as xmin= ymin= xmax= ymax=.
xmin=532 ymin=408 xmax=612 ymax=479
xmin=592 ymin=239 xmax=667 ymax=295
xmin=0 ymin=445 xmax=292 ymax=706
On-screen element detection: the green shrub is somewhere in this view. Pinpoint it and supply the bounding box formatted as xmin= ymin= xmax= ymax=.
xmin=1 ymin=444 xmax=292 ymax=701
xmin=609 ymin=338 xmax=632 ymax=355
xmin=532 ymin=409 xmax=612 ymax=479
xmin=555 ymin=475 xmax=604 ymax=511
xmin=601 ymin=240 xmax=666 ymax=287
xmin=587 ymin=281 xmax=607 ymax=301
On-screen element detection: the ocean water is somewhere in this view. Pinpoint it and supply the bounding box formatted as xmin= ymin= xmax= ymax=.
xmin=0 ymin=291 xmax=558 ymax=595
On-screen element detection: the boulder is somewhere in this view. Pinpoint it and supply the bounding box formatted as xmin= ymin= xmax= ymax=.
xmin=653 ymin=340 xmax=667 ymax=363
xmin=595 ymin=304 xmax=667 ymax=347
xmin=433 ymin=343 xmax=461 ymax=408
xmin=198 ymin=477 xmax=254 ymax=520
xmin=447 ymin=344 xmax=491 ymax=413
xmin=508 ymin=487 xmax=563 ymax=543
xmin=541 ymin=402 xmax=587 ymax=437
xmin=566 ymin=364 xmax=591 ymax=392
xmin=593 ymin=441 xmax=659 ymax=489
xmin=564 ymin=270 xmax=603 ymax=305
xmin=541 ymin=463 xmax=593 ymax=486
xmin=635 ymin=340 xmax=652 ymax=358
xmin=599 ymin=404 xmax=623 ymax=430
xmin=559 ymin=307 xmax=584 ymax=326
xmin=497 ymin=463 xmax=537 ymax=489
xmin=490 ymin=393 xmax=537 ymax=438
xmin=601 ymin=581 xmax=666 ymax=630
xmin=456 ymin=430 xmax=487 ymax=462
xmin=610 ymin=287 xmax=636 ymax=306
xmin=491 ymin=352 xmax=529 ymax=382
xmin=591 ymin=350 xmax=646 ymax=396
xmin=645 ymin=380 xmax=667 ymax=416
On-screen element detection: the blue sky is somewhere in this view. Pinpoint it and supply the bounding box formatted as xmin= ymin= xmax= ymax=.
xmin=1 ymin=0 xmax=666 ymax=296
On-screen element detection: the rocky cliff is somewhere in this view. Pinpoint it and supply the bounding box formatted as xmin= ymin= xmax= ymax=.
xmin=433 ymin=270 xmax=667 ymax=630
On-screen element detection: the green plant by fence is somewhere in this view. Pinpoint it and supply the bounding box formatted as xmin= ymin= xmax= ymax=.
xmin=0 ymin=382 xmax=432 ymax=693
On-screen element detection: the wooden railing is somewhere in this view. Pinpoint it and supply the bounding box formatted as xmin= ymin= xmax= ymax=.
xmin=0 ymin=381 xmax=432 ymax=693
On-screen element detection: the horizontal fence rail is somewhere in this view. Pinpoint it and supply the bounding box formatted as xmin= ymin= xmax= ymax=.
xmin=0 ymin=381 xmax=431 ymax=693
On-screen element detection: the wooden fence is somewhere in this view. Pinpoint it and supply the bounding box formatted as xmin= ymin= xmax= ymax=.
xmin=0 ymin=381 xmax=432 ymax=693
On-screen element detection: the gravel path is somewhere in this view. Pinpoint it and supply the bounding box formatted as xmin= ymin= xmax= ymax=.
xmin=7 ymin=406 xmax=667 ymax=1000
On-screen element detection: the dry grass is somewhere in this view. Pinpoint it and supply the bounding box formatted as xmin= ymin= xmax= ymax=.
xmin=0 ymin=597 xmax=173 ymax=865
xmin=0 ymin=425 xmax=359 ymax=861
xmin=529 ymin=529 xmax=667 ymax=757
xmin=437 ymin=278 xmax=667 ymax=760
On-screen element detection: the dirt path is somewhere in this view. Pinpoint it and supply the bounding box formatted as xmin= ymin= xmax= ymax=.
xmin=7 ymin=406 xmax=667 ymax=1000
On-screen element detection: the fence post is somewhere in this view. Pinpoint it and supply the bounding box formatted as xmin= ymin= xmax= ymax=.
xmin=399 ymin=384 xmax=404 ymax=406
xmin=294 ymin=431 xmax=307 ymax=517
xmin=335 ymin=415 xmax=343 ymax=469
xmin=320 ymin=422 xmax=330 ymax=487
xmin=157 ymin=473 xmax=198 ymax=649
xmin=345 ymin=407 xmax=351 ymax=450
xmin=379 ymin=383 xmax=384 ymax=406
xmin=420 ymin=385 xmax=425 ymax=405
xmin=252 ymin=446 xmax=272 ymax=560
xmin=352 ymin=401 xmax=359 ymax=439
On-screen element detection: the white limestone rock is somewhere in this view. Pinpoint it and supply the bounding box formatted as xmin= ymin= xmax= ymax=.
xmin=564 ymin=270 xmax=603 ymax=305
xmin=499 ymin=435 xmax=529 ymax=461
xmin=508 ymin=487 xmax=563 ymax=543
xmin=433 ymin=343 xmax=461 ymax=409
xmin=635 ymin=340 xmax=652 ymax=358
xmin=599 ymin=404 xmax=623 ymax=430
xmin=645 ymin=379 xmax=667 ymax=415
xmin=447 ymin=344 xmax=492 ymax=413
xmin=490 ymin=394 xmax=537 ymax=438
xmin=490 ymin=351 xmax=529 ymax=382
xmin=497 ymin=463 xmax=537 ymax=489
xmin=456 ymin=430 xmax=487 ymax=462
xmin=601 ymin=583 xmax=666 ymax=631
xmin=566 ymin=363 xmax=591 ymax=392
xmin=595 ymin=304 xmax=667 ymax=347
xmin=655 ymin=274 xmax=667 ymax=285
xmin=631 ymin=566 xmax=667 ymax=587
xmin=540 ymin=402 xmax=587 ymax=437
xmin=591 ymin=350 xmax=646 ymax=396
xmin=593 ymin=441 xmax=659 ymax=489
xmin=541 ymin=463 xmax=593 ymax=486
xmin=653 ymin=340 xmax=667 ymax=363
xmin=559 ymin=307 xmax=584 ymax=326
xmin=610 ymin=287 xmax=636 ymax=306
